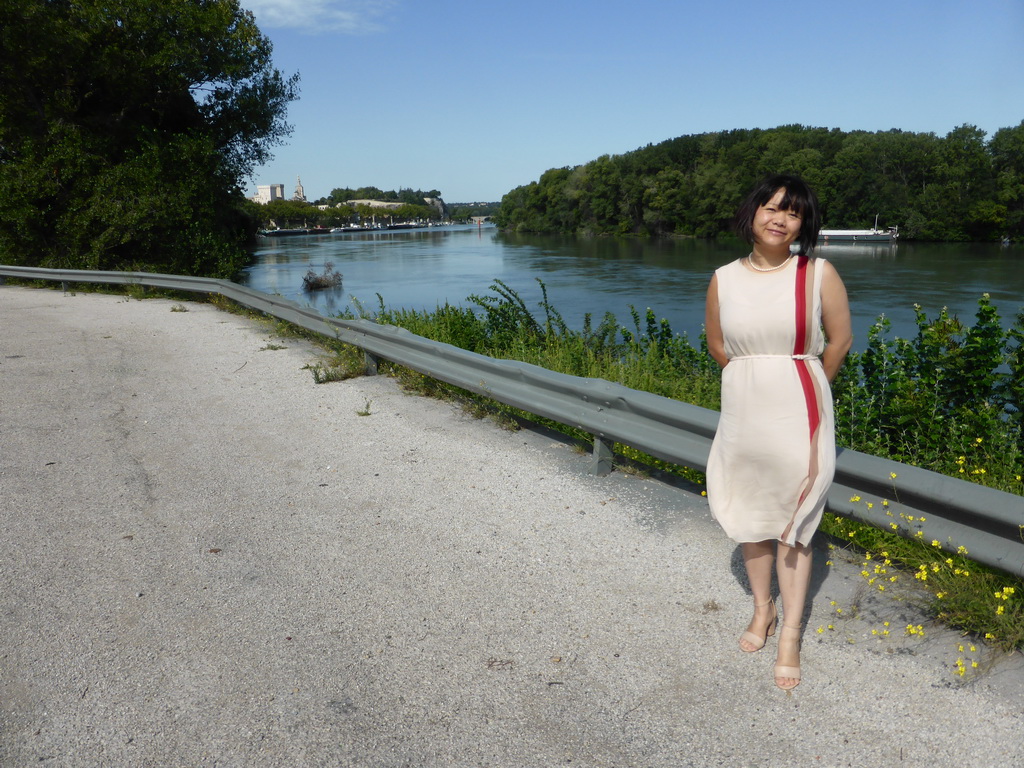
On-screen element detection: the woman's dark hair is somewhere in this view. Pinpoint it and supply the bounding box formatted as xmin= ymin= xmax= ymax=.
xmin=733 ymin=174 xmax=822 ymax=256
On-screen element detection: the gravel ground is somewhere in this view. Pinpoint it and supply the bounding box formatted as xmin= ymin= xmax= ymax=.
xmin=1 ymin=285 xmax=1022 ymax=768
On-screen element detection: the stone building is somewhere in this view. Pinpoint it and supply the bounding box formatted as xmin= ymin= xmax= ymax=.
xmin=252 ymin=183 xmax=284 ymax=204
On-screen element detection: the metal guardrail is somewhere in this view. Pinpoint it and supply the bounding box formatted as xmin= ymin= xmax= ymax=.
xmin=3 ymin=264 xmax=1022 ymax=577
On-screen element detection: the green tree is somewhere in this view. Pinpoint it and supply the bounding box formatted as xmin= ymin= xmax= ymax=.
xmin=938 ymin=124 xmax=999 ymax=240
xmin=990 ymin=121 xmax=1024 ymax=239
xmin=0 ymin=0 xmax=299 ymax=276
xmin=262 ymin=199 xmax=319 ymax=229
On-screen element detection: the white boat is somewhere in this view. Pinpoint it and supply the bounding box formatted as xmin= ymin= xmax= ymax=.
xmin=818 ymin=215 xmax=898 ymax=243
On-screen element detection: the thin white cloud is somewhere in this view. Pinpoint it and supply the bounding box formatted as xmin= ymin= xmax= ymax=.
xmin=243 ymin=0 xmax=396 ymax=34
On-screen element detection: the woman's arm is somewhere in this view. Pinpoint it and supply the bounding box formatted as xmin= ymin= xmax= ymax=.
xmin=705 ymin=274 xmax=729 ymax=369
xmin=819 ymin=260 xmax=852 ymax=382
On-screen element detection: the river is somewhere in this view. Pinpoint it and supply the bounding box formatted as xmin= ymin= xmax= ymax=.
xmin=242 ymin=224 xmax=1024 ymax=351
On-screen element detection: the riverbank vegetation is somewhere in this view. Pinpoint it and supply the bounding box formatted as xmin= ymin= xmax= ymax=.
xmin=320 ymin=186 xmax=442 ymax=206
xmin=256 ymin=191 xmax=498 ymax=230
xmin=258 ymin=197 xmax=443 ymax=230
xmin=0 ymin=0 xmax=298 ymax=278
xmin=495 ymin=123 xmax=1024 ymax=242
xmin=320 ymin=281 xmax=1022 ymax=650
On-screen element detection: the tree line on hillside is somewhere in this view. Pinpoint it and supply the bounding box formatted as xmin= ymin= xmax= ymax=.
xmin=0 ymin=0 xmax=298 ymax=277
xmin=494 ymin=123 xmax=1024 ymax=241
xmin=260 ymin=193 xmax=499 ymax=229
xmin=316 ymin=187 xmax=442 ymax=206
xmin=449 ymin=202 xmax=502 ymax=219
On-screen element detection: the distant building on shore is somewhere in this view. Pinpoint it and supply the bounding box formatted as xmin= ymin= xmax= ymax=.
xmin=252 ymin=184 xmax=285 ymax=204
xmin=250 ymin=176 xmax=306 ymax=204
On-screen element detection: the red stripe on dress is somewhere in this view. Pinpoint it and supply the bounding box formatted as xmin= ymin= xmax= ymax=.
xmin=793 ymin=257 xmax=809 ymax=356
xmin=793 ymin=257 xmax=820 ymax=439
xmin=784 ymin=256 xmax=822 ymax=541
xmin=796 ymin=361 xmax=820 ymax=440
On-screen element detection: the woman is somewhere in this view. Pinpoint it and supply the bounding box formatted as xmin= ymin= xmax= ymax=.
xmin=704 ymin=174 xmax=851 ymax=691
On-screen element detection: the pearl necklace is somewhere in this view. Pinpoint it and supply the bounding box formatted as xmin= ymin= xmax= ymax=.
xmin=746 ymin=254 xmax=793 ymax=272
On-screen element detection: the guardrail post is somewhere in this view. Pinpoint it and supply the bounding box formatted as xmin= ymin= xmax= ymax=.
xmin=364 ymin=351 xmax=380 ymax=376
xmin=590 ymin=435 xmax=613 ymax=476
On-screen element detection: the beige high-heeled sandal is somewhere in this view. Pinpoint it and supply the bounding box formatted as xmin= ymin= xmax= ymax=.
xmin=774 ymin=623 xmax=803 ymax=690
xmin=739 ymin=598 xmax=777 ymax=652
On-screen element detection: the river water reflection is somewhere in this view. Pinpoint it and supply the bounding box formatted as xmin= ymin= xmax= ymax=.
xmin=243 ymin=224 xmax=1024 ymax=351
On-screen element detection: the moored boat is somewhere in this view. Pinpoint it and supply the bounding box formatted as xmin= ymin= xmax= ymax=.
xmin=818 ymin=215 xmax=898 ymax=243
xmin=331 ymin=225 xmax=381 ymax=233
xmin=261 ymin=227 xmax=334 ymax=237
xmin=818 ymin=228 xmax=898 ymax=242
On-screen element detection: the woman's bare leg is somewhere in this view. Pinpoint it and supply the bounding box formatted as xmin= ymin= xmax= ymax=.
xmin=739 ymin=540 xmax=777 ymax=651
xmin=774 ymin=542 xmax=813 ymax=687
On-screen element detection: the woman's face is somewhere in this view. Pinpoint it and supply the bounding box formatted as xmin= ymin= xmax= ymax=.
xmin=752 ymin=188 xmax=802 ymax=249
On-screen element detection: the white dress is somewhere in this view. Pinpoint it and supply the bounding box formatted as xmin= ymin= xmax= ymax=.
xmin=706 ymin=256 xmax=835 ymax=547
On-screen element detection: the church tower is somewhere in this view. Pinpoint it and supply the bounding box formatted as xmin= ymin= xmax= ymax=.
xmin=293 ymin=175 xmax=306 ymax=202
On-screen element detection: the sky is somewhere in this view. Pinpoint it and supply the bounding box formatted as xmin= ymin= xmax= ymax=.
xmin=241 ymin=0 xmax=1024 ymax=204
